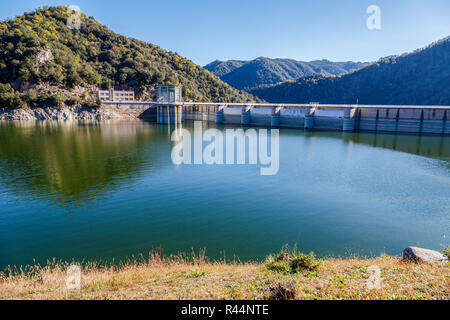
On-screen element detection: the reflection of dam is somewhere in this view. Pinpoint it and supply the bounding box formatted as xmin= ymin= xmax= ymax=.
xmin=107 ymin=102 xmax=450 ymax=135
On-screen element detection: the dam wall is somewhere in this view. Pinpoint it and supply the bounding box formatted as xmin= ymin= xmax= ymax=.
xmin=104 ymin=103 xmax=157 ymax=120
xmin=105 ymin=102 xmax=450 ymax=135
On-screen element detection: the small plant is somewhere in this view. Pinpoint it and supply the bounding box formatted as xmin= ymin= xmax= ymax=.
xmin=40 ymin=94 xmax=65 ymax=108
xmin=442 ymin=247 xmax=450 ymax=260
xmin=289 ymin=252 xmax=321 ymax=273
xmin=265 ymin=246 xmax=321 ymax=274
xmin=95 ymin=97 xmax=103 ymax=108
xmin=266 ymin=259 xmax=291 ymax=274
xmin=183 ymin=270 xmax=206 ymax=278
xmin=265 ymin=283 xmax=296 ymax=300
xmin=332 ymin=274 xmax=349 ymax=288
xmin=66 ymin=97 xmax=82 ymax=106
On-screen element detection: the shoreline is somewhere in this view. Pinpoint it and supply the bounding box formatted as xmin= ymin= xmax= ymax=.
xmin=0 ymin=105 xmax=153 ymax=121
xmin=1 ymin=250 xmax=448 ymax=300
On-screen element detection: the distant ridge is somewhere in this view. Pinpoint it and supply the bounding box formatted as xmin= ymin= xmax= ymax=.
xmin=204 ymin=57 xmax=369 ymax=90
xmin=249 ymin=37 xmax=450 ymax=106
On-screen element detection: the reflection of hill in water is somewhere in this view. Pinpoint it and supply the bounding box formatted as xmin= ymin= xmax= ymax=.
xmin=342 ymin=132 xmax=450 ymax=161
xmin=300 ymin=130 xmax=450 ymax=161
xmin=0 ymin=121 xmax=165 ymax=206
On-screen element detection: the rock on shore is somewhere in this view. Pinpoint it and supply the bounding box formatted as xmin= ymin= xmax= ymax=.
xmin=403 ymin=247 xmax=449 ymax=264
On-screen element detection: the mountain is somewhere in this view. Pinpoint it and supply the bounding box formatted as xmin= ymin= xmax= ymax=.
xmin=0 ymin=6 xmax=260 ymax=109
xmin=204 ymin=60 xmax=246 ymax=77
xmin=249 ymin=37 xmax=450 ymax=105
xmin=204 ymin=57 xmax=369 ymax=90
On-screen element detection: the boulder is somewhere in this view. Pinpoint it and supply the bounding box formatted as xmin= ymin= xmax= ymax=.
xmin=403 ymin=247 xmax=449 ymax=264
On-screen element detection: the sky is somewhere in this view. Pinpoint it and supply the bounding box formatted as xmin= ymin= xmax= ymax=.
xmin=0 ymin=0 xmax=449 ymax=66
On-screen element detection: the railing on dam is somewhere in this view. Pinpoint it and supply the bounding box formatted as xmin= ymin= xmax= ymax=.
xmin=104 ymin=102 xmax=450 ymax=135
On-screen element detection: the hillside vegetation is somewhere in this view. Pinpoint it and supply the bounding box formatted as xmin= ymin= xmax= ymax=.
xmin=205 ymin=60 xmax=247 ymax=77
xmin=250 ymin=37 xmax=450 ymax=105
xmin=0 ymin=6 xmax=260 ymax=109
xmin=205 ymin=57 xmax=368 ymax=90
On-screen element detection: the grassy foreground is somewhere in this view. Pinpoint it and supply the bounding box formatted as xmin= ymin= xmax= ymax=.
xmin=0 ymin=250 xmax=448 ymax=300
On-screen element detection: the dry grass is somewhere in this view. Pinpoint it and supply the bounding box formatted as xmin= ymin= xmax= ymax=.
xmin=0 ymin=251 xmax=448 ymax=300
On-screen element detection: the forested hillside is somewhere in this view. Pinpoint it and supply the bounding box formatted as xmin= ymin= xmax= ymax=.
xmin=204 ymin=60 xmax=246 ymax=77
xmin=250 ymin=37 xmax=450 ymax=105
xmin=0 ymin=6 xmax=259 ymax=109
xmin=205 ymin=57 xmax=368 ymax=90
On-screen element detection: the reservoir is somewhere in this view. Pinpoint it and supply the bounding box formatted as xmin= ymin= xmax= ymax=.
xmin=0 ymin=120 xmax=449 ymax=270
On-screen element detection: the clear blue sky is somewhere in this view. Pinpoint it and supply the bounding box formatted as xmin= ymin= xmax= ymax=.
xmin=1 ymin=0 xmax=449 ymax=66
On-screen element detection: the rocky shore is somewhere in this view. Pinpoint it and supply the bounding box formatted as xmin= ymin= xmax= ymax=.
xmin=0 ymin=105 xmax=153 ymax=121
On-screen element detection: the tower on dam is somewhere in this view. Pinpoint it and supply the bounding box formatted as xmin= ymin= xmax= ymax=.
xmin=156 ymin=85 xmax=183 ymax=124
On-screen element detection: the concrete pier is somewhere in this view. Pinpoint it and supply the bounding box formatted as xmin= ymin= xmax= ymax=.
xmin=343 ymin=107 xmax=358 ymax=132
xmin=421 ymin=109 xmax=445 ymax=134
xmin=216 ymin=105 xmax=225 ymax=124
xmin=271 ymin=107 xmax=282 ymax=128
xmin=241 ymin=105 xmax=252 ymax=125
xmin=304 ymin=105 xmax=317 ymax=130
xmin=157 ymin=105 xmax=182 ymax=124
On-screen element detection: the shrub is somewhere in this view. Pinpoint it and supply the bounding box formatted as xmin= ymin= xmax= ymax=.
xmin=95 ymin=98 xmax=103 ymax=107
xmin=42 ymin=94 xmax=65 ymax=107
xmin=0 ymin=85 xmax=28 ymax=109
xmin=66 ymin=97 xmax=81 ymax=106
xmin=83 ymin=98 xmax=102 ymax=109
xmin=265 ymin=246 xmax=320 ymax=274
xmin=442 ymin=247 xmax=450 ymax=260
xmin=183 ymin=270 xmax=206 ymax=278
xmin=0 ymin=83 xmax=13 ymax=94
xmin=22 ymin=90 xmax=39 ymax=107
xmin=266 ymin=283 xmax=296 ymax=300
xmin=11 ymin=95 xmax=27 ymax=109
xmin=265 ymin=258 xmax=291 ymax=274
xmin=289 ymin=252 xmax=320 ymax=273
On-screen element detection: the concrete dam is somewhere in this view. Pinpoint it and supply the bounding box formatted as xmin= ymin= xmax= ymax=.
xmin=105 ymin=102 xmax=450 ymax=135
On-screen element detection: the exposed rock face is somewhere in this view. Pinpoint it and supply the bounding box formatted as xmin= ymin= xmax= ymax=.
xmin=0 ymin=107 xmax=119 ymax=121
xmin=36 ymin=49 xmax=54 ymax=67
xmin=403 ymin=247 xmax=449 ymax=264
xmin=0 ymin=105 xmax=154 ymax=121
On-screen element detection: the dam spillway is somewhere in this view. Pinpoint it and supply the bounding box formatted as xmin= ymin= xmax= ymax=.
xmin=104 ymin=102 xmax=450 ymax=135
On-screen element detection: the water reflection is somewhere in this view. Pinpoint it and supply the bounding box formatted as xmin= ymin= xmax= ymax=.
xmin=0 ymin=120 xmax=166 ymax=206
xmin=0 ymin=121 xmax=449 ymax=207
xmin=341 ymin=132 xmax=450 ymax=160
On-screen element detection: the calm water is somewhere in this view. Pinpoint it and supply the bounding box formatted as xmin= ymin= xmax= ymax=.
xmin=0 ymin=120 xmax=449 ymax=269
